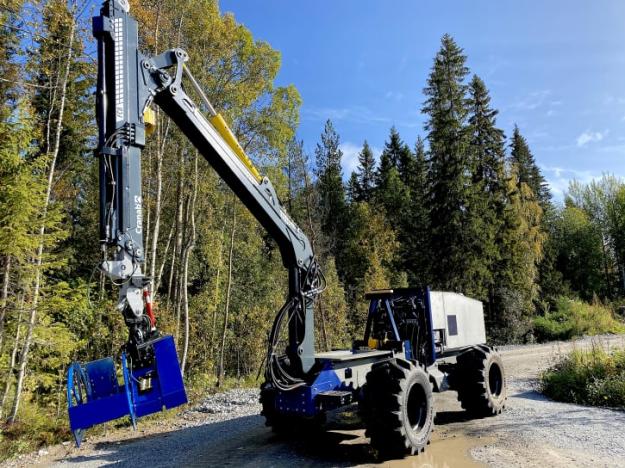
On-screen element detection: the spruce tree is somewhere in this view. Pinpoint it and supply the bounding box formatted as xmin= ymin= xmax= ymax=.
xmin=422 ymin=34 xmax=471 ymax=292
xmin=376 ymin=127 xmax=411 ymax=187
xmin=0 ymin=2 xmax=22 ymax=119
xmin=510 ymin=125 xmax=551 ymax=208
xmin=355 ymin=140 xmax=376 ymax=202
xmin=399 ymin=137 xmax=431 ymax=285
xmin=346 ymin=171 xmax=359 ymax=203
xmin=466 ymin=75 xmax=507 ymax=300
xmin=315 ymin=120 xmax=347 ymax=260
xmin=375 ymin=127 xmax=411 ymax=225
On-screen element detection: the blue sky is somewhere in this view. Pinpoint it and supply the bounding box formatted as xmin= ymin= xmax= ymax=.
xmin=220 ymin=0 xmax=625 ymax=200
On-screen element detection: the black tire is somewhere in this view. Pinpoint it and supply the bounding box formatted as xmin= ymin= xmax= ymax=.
xmin=453 ymin=345 xmax=507 ymax=417
xmin=361 ymin=359 xmax=434 ymax=458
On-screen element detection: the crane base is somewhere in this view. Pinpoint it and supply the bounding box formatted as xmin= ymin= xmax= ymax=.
xmin=66 ymin=335 xmax=187 ymax=446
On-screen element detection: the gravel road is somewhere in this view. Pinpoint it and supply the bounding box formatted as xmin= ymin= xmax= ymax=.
xmin=5 ymin=335 xmax=625 ymax=467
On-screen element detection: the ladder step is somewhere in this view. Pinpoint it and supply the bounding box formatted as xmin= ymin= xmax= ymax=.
xmin=317 ymin=390 xmax=352 ymax=409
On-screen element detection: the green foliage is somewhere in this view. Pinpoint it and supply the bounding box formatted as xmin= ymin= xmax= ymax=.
xmin=490 ymin=170 xmax=545 ymax=342
xmin=566 ymin=175 xmax=625 ymax=299
xmin=553 ymin=203 xmax=606 ymax=300
xmin=541 ymin=344 xmax=625 ymax=408
xmin=533 ymin=297 xmax=625 ymax=342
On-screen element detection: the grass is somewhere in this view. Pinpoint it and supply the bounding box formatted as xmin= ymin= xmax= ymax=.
xmin=533 ymin=297 xmax=625 ymax=342
xmin=540 ymin=343 xmax=625 ymax=408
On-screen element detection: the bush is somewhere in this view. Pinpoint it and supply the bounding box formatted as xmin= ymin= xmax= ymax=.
xmin=0 ymin=400 xmax=71 ymax=461
xmin=533 ymin=297 xmax=625 ymax=342
xmin=540 ymin=345 xmax=625 ymax=408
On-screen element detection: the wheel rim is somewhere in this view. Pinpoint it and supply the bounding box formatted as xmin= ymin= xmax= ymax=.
xmin=406 ymin=382 xmax=428 ymax=432
xmin=488 ymin=362 xmax=503 ymax=397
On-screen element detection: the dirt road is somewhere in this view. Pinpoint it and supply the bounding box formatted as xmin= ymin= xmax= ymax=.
xmin=6 ymin=335 xmax=625 ymax=467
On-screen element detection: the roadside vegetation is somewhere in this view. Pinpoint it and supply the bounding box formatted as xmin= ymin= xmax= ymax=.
xmin=1 ymin=0 xmax=625 ymax=461
xmin=534 ymin=298 xmax=625 ymax=342
xmin=541 ymin=344 xmax=625 ymax=408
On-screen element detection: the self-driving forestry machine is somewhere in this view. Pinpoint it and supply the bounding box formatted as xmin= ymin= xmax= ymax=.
xmin=67 ymin=0 xmax=507 ymax=456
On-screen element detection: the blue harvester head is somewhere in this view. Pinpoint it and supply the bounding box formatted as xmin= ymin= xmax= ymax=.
xmin=66 ymin=335 xmax=187 ymax=446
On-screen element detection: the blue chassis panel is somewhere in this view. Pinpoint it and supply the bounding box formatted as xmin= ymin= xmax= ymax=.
xmin=67 ymin=335 xmax=187 ymax=446
xmin=274 ymin=362 xmax=343 ymax=417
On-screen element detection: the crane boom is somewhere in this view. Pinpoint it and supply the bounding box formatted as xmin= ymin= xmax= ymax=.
xmin=94 ymin=0 xmax=319 ymax=374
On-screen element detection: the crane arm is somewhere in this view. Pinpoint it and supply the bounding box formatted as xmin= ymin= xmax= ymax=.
xmin=94 ymin=0 xmax=319 ymax=377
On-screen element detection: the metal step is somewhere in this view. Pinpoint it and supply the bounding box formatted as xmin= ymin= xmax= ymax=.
xmin=317 ymin=390 xmax=352 ymax=410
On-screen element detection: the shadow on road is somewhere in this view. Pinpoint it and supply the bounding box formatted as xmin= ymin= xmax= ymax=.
xmin=59 ymin=414 xmax=378 ymax=467
xmin=59 ymin=407 xmax=490 ymax=467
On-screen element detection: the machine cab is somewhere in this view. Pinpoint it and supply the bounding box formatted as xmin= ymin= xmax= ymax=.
xmin=359 ymin=288 xmax=436 ymax=366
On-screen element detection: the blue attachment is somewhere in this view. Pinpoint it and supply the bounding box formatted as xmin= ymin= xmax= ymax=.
xmin=66 ymin=335 xmax=187 ymax=446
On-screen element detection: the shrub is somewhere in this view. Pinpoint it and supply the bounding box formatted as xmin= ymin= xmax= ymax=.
xmin=540 ymin=345 xmax=625 ymax=408
xmin=533 ymin=297 xmax=625 ymax=342
xmin=0 ymin=400 xmax=71 ymax=461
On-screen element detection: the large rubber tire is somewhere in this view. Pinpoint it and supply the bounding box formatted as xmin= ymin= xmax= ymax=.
xmin=361 ymin=359 xmax=434 ymax=458
xmin=453 ymin=345 xmax=507 ymax=417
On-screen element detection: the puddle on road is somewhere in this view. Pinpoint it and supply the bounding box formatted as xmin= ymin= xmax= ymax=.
xmin=382 ymin=433 xmax=492 ymax=468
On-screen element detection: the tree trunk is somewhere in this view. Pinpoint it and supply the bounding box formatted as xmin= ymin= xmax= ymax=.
xmin=1 ymin=291 xmax=24 ymax=419
xmin=172 ymin=150 xmax=185 ymax=334
xmin=0 ymin=256 xmax=11 ymax=352
xmin=601 ymin=238 xmax=613 ymax=300
xmin=180 ymin=153 xmax=198 ymax=376
xmin=155 ymin=222 xmax=175 ymax=294
xmin=148 ymin=118 xmax=171 ymax=289
xmin=217 ymin=199 xmax=237 ymax=387
xmin=8 ymin=12 xmax=76 ymax=423
xmin=209 ymin=222 xmax=226 ymax=362
xmin=318 ymin=300 xmax=328 ymax=351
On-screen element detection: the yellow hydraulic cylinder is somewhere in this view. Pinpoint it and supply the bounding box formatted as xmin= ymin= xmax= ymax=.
xmin=143 ymin=106 xmax=156 ymax=137
xmin=210 ymin=114 xmax=262 ymax=183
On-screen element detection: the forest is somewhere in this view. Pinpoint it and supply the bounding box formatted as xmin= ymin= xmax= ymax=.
xmin=1 ymin=0 xmax=624 ymax=453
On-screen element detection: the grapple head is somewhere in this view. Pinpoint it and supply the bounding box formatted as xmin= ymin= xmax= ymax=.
xmin=67 ymin=335 xmax=186 ymax=446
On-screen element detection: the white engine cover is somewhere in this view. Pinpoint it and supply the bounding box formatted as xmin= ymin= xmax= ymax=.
xmin=429 ymin=291 xmax=486 ymax=350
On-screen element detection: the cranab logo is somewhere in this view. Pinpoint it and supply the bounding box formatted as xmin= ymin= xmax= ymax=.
xmin=134 ymin=195 xmax=142 ymax=234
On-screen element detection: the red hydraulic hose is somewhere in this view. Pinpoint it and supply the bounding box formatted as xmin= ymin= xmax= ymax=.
xmin=143 ymin=288 xmax=156 ymax=330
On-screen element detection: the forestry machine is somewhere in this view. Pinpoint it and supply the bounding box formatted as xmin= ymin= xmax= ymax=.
xmin=67 ymin=0 xmax=507 ymax=457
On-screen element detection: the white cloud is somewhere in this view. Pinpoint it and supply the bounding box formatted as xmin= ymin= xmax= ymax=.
xmin=541 ymin=166 xmax=595 ymax=200
xmin=384 ymin=91 xmax=404 ymax=102
xmin=340 ymin=142 xmax=362 ymax=176
xmin=576 ymin=129 xmax=608 ymax=147
xmin=339 ymin=142 xmax=381 ymax=177
xmin=510 ymin=90 xmax=551 ymax=111
xmin=303 ymin=106 xmax=391 ymax=125
xmin=540 ymin=166 xmax=625 ymax=201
